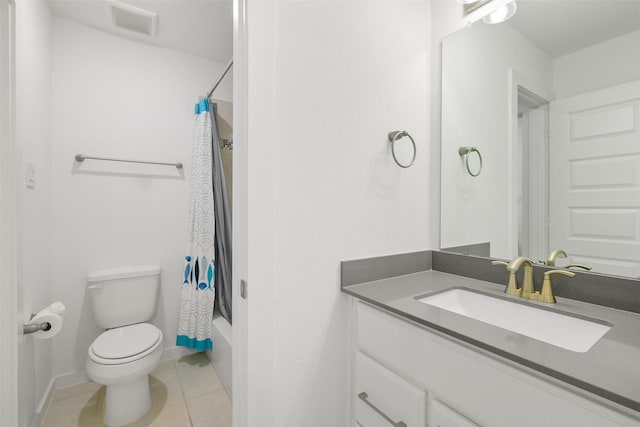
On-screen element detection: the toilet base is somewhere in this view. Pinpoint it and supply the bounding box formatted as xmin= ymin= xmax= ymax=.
xmin=104 ymin=375 xmax=151 ymax=426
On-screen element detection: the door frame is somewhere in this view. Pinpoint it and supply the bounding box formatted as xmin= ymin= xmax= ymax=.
xmin=232 ymin=0 xmax=278 ymax=424
xmin=508 ymin=68 xmax=554 ymax=259
xmin=518 ymin=94 xmax=550 ymax=260
xmin=232 ymin=0 xmax=248 ymax=424
xmin=0 ymin=0 xmax=19 ymax=424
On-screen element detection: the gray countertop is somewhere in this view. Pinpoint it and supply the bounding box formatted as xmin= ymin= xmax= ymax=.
xmin=342 ymin=269 xmax=640 ymax=415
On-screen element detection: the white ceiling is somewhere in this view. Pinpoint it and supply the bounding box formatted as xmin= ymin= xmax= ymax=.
xmin=508 ymin=0 xmax=640 ymax=58
xmin=48 ymin=0 xmax=233 ymax=63
xmin=48 ymin=0 xmax=640 ymax=64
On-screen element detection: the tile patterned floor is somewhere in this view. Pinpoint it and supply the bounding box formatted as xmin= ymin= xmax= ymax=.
xmin=40 ymin=352 xmax=232 ymax=427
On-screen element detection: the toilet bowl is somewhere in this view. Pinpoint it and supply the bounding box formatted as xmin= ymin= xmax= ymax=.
xmin=86 ymin=323 xmax=163 ymax=426
xmin=85 ymin=265 xmax=163 ymax=426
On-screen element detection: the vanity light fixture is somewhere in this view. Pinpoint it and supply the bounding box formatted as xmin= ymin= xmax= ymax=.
xmin=462 ymin=0 xmax=517 ymax=26
xmin=482 ymin=0 xmax=517 ymax=24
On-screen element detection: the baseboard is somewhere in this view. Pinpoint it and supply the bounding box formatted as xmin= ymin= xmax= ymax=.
xmin=161 ymin=345 xmax=198 ymax=361
xmin=54 ymin=369 xmax=90 ymax=389
xmin=32 ymin=346 xmax=193 ymax=425
xmin=30 ymin=377 xmax=55 ymax=427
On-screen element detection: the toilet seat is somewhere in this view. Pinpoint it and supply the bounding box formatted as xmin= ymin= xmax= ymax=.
xmin=89 ymin=323 xmax=162 ymax=365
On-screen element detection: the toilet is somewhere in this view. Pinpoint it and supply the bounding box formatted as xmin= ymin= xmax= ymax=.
xmin=85 ymin=265 xmax=164 ymax=427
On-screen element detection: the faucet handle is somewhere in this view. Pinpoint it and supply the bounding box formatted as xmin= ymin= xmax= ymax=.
xmin=565 ymin=263 xmax=592 ymax=271
xmin=539 ymin=269 xmax=575 ymax=303
xmin=492 ymin=260 xmax=520 ymax=296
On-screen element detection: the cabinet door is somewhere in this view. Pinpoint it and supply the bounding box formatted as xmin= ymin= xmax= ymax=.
xmin=355 ymin=351 xmax=427 ymax=427
xmin=430 ymin=400 xmax=480 ymax=427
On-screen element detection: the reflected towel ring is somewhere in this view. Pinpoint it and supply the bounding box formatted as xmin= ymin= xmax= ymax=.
xmin=388 ymin=131 xmax=416 ymax=168
xmin=458 ymin=146 xmax=482 ymax=177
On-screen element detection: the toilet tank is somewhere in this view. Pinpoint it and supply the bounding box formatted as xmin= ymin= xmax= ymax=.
xmin=87 ymin=265 xmax=161 ymax=329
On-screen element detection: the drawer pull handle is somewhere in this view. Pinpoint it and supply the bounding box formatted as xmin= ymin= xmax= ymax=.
xmin=358 ymin=392 xmax=407 ymax=427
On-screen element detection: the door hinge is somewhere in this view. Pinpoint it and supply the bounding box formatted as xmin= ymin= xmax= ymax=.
xmin=240 ymin=279 xmax=247 ymax=299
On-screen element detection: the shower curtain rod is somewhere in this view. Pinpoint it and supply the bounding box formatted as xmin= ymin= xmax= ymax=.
xmin=207 ymin=59 xmax=233 ymax=99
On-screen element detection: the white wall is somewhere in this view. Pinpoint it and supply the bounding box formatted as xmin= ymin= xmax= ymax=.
xmin=241 ymin=1 xmax=431 ymax=425
xmin=50 ymin=16 xmax=231 ymax=379
xmin=554 ymin=30 xmax=640 ymax=99
xmin=15 ymin=0 xmax=52 ymax=424
xmin=439 ymin=19 xmax=553 ymax=259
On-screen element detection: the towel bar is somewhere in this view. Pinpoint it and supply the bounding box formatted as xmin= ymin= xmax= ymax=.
xmin=388 ymin=131 xmax=416 ymax=168
xmin=75 ymin=154 xmax=183 ymax=169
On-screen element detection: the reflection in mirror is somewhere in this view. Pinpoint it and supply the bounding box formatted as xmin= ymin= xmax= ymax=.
xmin=459 ymin=146 xmax=483 ymax=177
xmin=440 ymin=1 xmax=640 ymax=279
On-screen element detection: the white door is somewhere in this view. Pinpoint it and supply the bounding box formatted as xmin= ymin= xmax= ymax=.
xmin=0 ymin=0 xmax=19 ymax=424
xmin=549 ymin=80 xmax=640 ymax=277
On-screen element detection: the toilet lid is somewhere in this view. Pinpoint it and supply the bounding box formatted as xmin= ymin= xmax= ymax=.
xmin=92 ymin=323 xmax=161 ymax=360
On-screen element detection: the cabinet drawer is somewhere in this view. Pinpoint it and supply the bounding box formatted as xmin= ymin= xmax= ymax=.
xmin=355 ymin=351 xmax=426 ymax=427
xmin=430 ymin=399 xmax=480 ymax=427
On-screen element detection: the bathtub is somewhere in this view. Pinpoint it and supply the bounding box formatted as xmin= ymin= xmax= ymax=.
xmin=206 ymin=315 xmax=232 ymax=394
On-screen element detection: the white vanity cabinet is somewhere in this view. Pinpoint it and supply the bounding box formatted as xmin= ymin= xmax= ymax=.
xmin=351 ymin=300 xmax=640 ymax=427
xmin=354 ymin=351 xmax=426 ymax=426
xmin=430 ymin=400 xmax=480 ymax=427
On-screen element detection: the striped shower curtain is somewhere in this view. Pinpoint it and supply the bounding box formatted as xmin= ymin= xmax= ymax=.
xmin=176 ymin=98 xmax=216 ymax=351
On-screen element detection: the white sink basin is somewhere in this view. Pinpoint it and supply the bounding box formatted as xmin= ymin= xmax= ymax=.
xmin=417 ymin=288 xmax=611 ymax=352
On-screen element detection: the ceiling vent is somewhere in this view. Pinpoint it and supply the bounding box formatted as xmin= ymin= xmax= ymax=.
xmin=109 ymin=1 xmax=157 ymax=37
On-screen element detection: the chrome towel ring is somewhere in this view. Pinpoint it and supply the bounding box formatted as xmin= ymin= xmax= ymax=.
xmin=388 ymin=131 xmax=416 ymax=168
xmin=458 ymin=146 xmax=482 ymax=177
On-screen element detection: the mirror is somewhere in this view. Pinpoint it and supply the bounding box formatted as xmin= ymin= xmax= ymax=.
xmin=441 ymin=1 xmax=640 ymax=279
